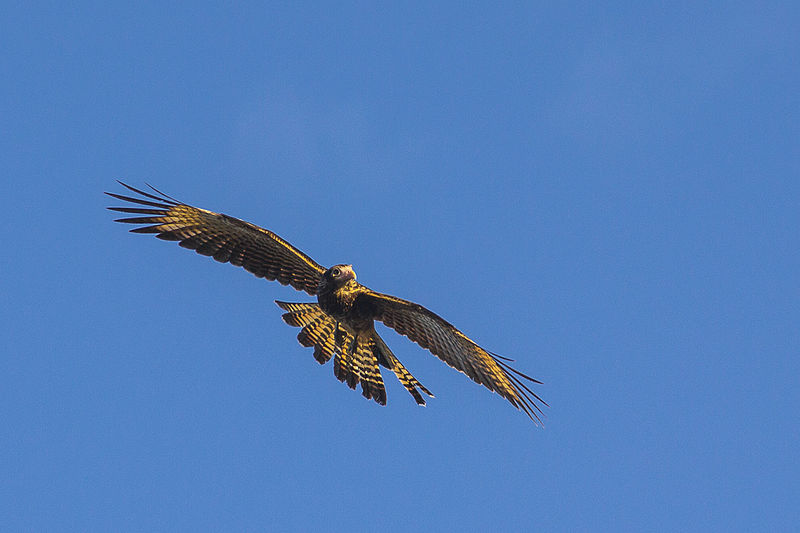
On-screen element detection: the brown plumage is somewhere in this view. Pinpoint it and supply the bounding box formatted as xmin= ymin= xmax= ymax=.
xmin=107 ymin=182 xmax=547 ymax=423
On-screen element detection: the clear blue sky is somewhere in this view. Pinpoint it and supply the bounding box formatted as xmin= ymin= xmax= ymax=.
xmin=2 ymin=3 xmax=798 ymax=531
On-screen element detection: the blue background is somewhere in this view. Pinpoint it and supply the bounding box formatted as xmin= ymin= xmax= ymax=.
xmin=2 ymin=3 xmax=798 ymax=531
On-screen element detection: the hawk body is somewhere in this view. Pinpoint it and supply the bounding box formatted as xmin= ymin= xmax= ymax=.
xmin=316 ymin=265 xmax=371 ymax=329
xmin=108 ymin=182 xmax=547 ymax=423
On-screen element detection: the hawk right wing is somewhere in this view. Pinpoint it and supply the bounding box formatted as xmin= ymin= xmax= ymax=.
xmin=106 ymin=182 xmax=326 ymax=295
xmin=358 ymin=290 xmax=547 ymax=423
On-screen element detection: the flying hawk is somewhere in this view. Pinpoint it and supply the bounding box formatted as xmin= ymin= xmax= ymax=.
xmin=107 ymin=182 xmax=547 ymax=423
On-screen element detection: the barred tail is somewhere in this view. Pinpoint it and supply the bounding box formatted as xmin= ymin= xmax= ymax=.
xmin=277 ymin=301 xmax=336 ymax=363
xmin=332 ymin=326 xmax=359 ymax=390
xmin=277 ymin=301 xmax=385 ymax=404
xmin=276 ymin=301 xmax=430 ymax=407
xmin=351 ymin=337 xmax=386 ymax=405
xmin=372 ymin=332 xmax=434 ymax=405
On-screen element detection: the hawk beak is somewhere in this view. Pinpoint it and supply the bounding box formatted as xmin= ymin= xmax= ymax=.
xmin=345 ymin=264 xmax=356 ymax=281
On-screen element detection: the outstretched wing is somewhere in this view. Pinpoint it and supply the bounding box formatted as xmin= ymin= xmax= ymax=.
xmin=107 ymin=182 xmax=325 ymax=295
xmin=358 ymin=290 xmax=547 ymax=423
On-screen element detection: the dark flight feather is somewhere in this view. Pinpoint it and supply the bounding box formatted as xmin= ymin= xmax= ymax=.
xmin=107 ymin=182 xmax=325 ymax=295
xmin=358 ymin=290 xmax=547 ymax=423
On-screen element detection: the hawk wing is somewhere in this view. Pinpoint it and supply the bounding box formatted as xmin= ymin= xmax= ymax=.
xmin=106 ymin=182 xmax=325 ymax=295
xmin=358 ymin=290 xmax=547 ymax=423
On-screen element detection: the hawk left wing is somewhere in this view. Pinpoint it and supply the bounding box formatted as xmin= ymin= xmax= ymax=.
xmin=106 ymin=182 xmax=325 ymax=295
xmin=358 ymin=290 xmax=547 ymax=423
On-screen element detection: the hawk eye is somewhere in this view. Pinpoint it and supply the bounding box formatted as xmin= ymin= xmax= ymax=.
xmin=332 ymin=268 xmax=341 ymax=277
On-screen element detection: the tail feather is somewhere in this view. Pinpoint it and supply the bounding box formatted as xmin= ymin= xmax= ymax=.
xmin=276 ymin=301 xmax=429 ymax=408
xmin=297 ymin=318 xmax=337 ymax=364
xmin=356 ymin=337 xmax=387 ymax=405
xmin=278 ymin=301 xmax=336 ymax=363
xmin=373 ymin=333 xmax=434 ymax=405
xmin=333 ymin=327 xmax=359 ymax=389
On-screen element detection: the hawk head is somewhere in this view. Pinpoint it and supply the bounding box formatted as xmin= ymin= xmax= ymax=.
xmin=319 ymin=264 xmax=356 ymax=292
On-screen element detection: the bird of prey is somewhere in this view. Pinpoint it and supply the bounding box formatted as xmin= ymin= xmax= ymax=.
xmin=107 ymin=182 xmax=547 ymax=423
